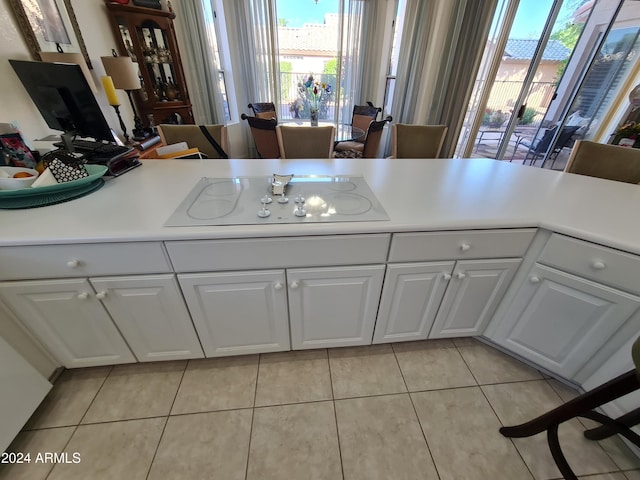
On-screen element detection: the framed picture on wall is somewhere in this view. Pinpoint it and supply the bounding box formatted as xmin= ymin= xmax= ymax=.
xmin=8 ymin=0 xmax=92 ymax=69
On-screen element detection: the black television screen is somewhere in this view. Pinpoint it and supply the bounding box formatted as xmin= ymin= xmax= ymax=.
xmin=9 ymin=59 xmax=115 ymax=143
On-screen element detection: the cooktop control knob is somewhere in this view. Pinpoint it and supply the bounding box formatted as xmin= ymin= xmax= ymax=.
xmin=278 ymin=193 xmax=289 ymax=204
xmin=257 ymin=200 xmax=271 ymax=218
xmin=294 ymin=204 xmax=307 ymax=217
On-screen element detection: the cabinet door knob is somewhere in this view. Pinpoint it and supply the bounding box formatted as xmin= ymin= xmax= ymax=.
xmin=456 ymin=272 xmax=466 ymax=280
xmin=591 ymin=260 xmax=606 ymax=270
xmin=290 ymin=281 xmax=299 ymax=289
xmin=460 ymin=243 xmax=471 ymax=252
xmin=530 ymin=276 xmax=540 ymax=284
xmin=96 ymin=291 xmax=107 ymax=300
xmin=442 ymin=273 xmax=452 ymax=281
xmin=274 ymin=282 xmax=283 ymax=290
xmin=67 ymin=259 xmax=80 ymax=268
xmin=77 ymin=292 xmax=89 ymax=300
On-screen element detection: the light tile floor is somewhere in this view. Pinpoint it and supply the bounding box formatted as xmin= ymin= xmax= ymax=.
xmin=3 ymin=338 xmax=640 ymax=480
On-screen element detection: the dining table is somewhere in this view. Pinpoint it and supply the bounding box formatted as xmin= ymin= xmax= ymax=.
xmin=281 ymin=120 xmax=366 ymax=143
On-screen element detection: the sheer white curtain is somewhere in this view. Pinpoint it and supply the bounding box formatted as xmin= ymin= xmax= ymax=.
xmin=358 ymin=0 xmax=388 ymax=108
xmin=338 ymin=0 xmax=369 ymax=123
xmin=223 ymin=0 xmax=279 ymax=110
xmin=391 ymin=0 xmax=497 ymax=156
xmin=172 ymin=1 xmax=226 ymax=124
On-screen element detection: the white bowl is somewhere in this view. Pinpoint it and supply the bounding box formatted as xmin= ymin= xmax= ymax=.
xmin=0 ymin=167 xmax=39 ymax=190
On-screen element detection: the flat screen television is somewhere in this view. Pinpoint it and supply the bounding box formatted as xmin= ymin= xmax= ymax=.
xmin=9 ymin=59 xmax=115 ymax=143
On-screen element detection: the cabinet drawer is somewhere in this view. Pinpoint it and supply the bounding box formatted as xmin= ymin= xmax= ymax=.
xmin=388 ymin=229 xmax=536 ymax=262
xmin=166 ymin=234 xmax=390 ymax=272
xmin=0 ymin=243 xmax=172 ymax=280
xmin=538 ymin=234 xmax=640 ymax=295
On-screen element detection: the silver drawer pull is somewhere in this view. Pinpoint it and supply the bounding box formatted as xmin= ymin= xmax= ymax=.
xmin=460 ymin=243 xmax=471 ymax=252
xmin=591 ymin=260 xmax=606 ymax=270
xmin=442 ymin=273 xmax=452 ymax=281
xmin=530 ymin=276 xmax=540 ymax=284
xmin=77 ymin=292 xmax=89 ymax=300
xmin=456 ymin=272 xmax=466 ymax=280
xmin=290 ymin=281 xmax=299 ymax=289
xmin=96 ymin=291 xmax=108 ymax=300
xmin=274 ymin=282 xmax=283 ymax=290
xmin=66 ymin=259 xmax=80 ymax=268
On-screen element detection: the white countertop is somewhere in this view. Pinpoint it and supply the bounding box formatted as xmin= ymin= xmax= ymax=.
xmin=2 ymin=157 xmax=640 ymax=254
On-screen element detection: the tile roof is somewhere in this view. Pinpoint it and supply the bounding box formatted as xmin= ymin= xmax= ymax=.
xmin=504 ymin=39 xmax=570 ymax=61
xmin=278 ymin=14 xmax=339 ymax=53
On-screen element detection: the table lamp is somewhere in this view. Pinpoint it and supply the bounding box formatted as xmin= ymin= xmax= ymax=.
xmin=101 ymin=52 xmax=146 ymax=141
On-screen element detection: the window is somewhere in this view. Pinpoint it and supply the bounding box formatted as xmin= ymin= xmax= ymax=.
xmin=204 ymin=0 xmax=232 ymax=121
xmin=383 ymin=0 xmax=406 ymax=118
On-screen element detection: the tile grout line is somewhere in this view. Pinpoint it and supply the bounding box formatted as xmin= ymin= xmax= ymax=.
xmin=326 ymin=348 xmax=346 ymax=480
xmin=243 ymin=352 xmax=261 ymax=480
xmin=46 ymin=365 xmax=113 ymax=480
xmin=391 ymin=343 xmax=442 ymax=480
xmin=143 ymin=359 xmax=189 ymax=480
xmin=454 ymin=341 xmax=539 ymax=480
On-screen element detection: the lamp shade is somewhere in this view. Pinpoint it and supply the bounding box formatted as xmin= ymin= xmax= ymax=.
xmin=101 ymin=55 xmax=141 ymax=90
xmin=40 ymin=51 xmax=97 ymax=93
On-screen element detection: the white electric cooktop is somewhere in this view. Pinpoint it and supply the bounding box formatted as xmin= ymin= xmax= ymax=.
xmin=165 ymin=175 xmax=389 ymax=226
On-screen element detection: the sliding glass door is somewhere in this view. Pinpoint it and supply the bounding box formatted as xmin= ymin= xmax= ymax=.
xmin=456 ymin=0 xmax=591 ymax=163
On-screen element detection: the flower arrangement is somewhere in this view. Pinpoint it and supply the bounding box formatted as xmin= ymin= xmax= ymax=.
xmin=614 ymin=122 xmax=640 ymax=139
xmin=292 ymin=74 xmax=332 ymax=123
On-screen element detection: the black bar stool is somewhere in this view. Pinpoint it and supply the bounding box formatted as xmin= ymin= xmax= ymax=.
xmin=499 ymin=337 xmax=640 ymax=480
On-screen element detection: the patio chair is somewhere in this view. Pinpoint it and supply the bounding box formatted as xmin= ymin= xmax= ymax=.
xmin=334 ymin=103 xmax=382 ymax=153
xmin=241 ymin=113 xmax=280 ymax=159
xmin=511 ymin=125 xmax=580 ymax=167
xmin=158 ymin=124 xmax=229 ymax=159
xmin=564 ymin=140 xmax=640 ymax=184
xmin=248 ymin=102 xmax=277 ymax=120
xmin=390 ymin=124 xmax=448 ymax=158
xmin=275 ymin=125 xmax=335 ymax=159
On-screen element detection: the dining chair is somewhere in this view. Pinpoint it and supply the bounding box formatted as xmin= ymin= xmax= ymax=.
xmin=248 ymin=102 xmax=277 ymax=120
xmin=334 ymin=116 xmax=392 ymax=158
xmin=500 ymin=335 xmax=640 ymax=480
xmin=511 ymin=125 xmax=580 ymax=167
xmin=275 ymin=125 xmax=335 ymax=159
xmin=158 ymin=124 xmax=229 ymax=159
xmin=334 ymin=103 xmax=382 ymax=153
xmin=241 ymin=113 xmax=280 ymax=159
xmin=390 ymin=124 xmax=448 ymax=158
xmin=563 ymin=140 xmax=640 ymax=184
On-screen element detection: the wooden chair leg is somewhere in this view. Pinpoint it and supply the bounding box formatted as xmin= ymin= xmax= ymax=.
xmin=547 ymin=423 xmax=578 ymax=480
xmin=582 ymin=407 xmax=640 ymax=443
xmin=499 ymin=370 xmax=639 ymax=439
xmin=500 ymin=370 xmax=640 ymax=479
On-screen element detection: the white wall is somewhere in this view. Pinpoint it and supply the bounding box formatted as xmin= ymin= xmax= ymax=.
xmin=0 ymin=0 xmax=147 ymax=144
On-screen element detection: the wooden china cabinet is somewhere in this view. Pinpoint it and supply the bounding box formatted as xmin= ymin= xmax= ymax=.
xmin=105 ymin=2 xmax=194 ymax=126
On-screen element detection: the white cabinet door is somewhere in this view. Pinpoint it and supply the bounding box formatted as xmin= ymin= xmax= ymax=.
xmin=429 ymin=258 xmax=522 ymax=339
xmin=0 ymin=279 xmax=135 ymax=368
xmin=373 ymin=262 xmax=454 ymax=344
xmin=288 ymin=265 xmax=385 ymax=349
xmin=178 ymin=270 xmax=290 ymax=357
xmin=492 ymin=264 xmax=640 ymax=379
xmin=90 ymin=275 xmax=204 ymax=362
xmin=0 ymin=335 xmax=51 ymax=452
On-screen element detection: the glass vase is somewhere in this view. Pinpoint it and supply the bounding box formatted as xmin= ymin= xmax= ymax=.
xmin=310 ymin=108 xmax=319 ymax=127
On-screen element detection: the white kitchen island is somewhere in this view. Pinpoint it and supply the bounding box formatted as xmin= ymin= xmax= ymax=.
xmin=2 ymin=157 xmax=640 ymax=446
